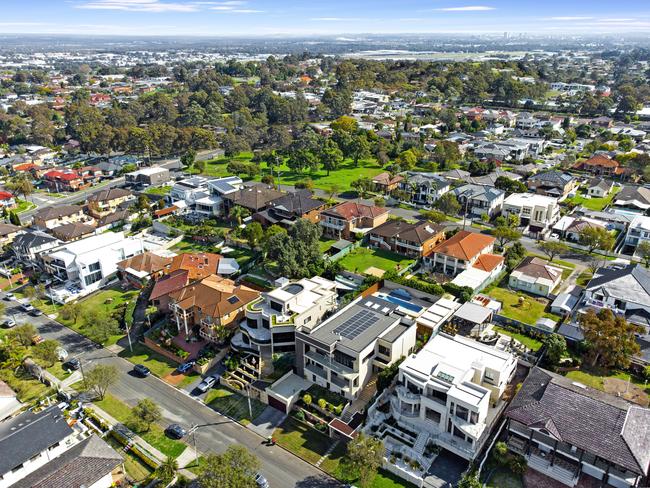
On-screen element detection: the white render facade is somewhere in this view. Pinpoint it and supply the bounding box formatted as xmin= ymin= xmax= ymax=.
xmin=502 ymin=193 xmax=560 ymax=235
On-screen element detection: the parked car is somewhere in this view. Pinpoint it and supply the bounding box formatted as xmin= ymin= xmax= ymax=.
xmin=63 ymin=358 xmax=81 ymax=371
xmin=165 ymin=423 xmax=187 ymax=439
xmin=196 ymin=375 xmax=219 ymax=393
xmin=177 ymin=361 xmax=196 ymax=374
xmin=30 ymin=309 xmax=43 ymax=317
xmin=21 ymin=303 xmax=35 ymax=313
xmin=56 ymin=347 xmax=68 ymax=361
xmin=255 ymin=473 xmax=270 ymax=488
xmin=133 ymin=364 xmax=151 ymax=377
xmin=4 ymin=292 xmax=14 ymax=300
xmin=2 ymin=318 xmax=16 ymax=328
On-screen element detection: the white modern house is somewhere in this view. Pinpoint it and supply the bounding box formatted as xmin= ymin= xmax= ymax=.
xmin=366 ymin=334 xmax=516 ymax=466
xmin=502 ymin=193 xmax=560 ymax=237
xmin=625 ymin=215 xmax=650 ymax=250
xmin=234 ymin=276 xmax=338 ymax=355
xmin=195 ymin=176 xmax=244 ymax=217
xmin=42 ymin=231 xmax=144 ymax=297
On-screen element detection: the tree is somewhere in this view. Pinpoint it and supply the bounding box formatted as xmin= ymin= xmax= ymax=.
xmin=180 ymin=149 xmax=196 ymax=168
xmin=545 ymin=334 xmax=567 ymax=366
xmin=420 ymin=210 xmax=447 ymax=224
xmin=8 ymin=323 xmax=36 ymax=347
xmin=6 ymin=175 xmax=34 ymax=202
xmin=578 ymin=226 xmax=614 ymax=253
xmin=32 ymin=339 xmax=61 ymax=367
xmin=197 ymin=445 xmax=260 ymax=488
xmin=85 ymin=364 xmax=119 ymax=400
xmin=349 ymin=135 xmax=371 ymax=167
xmin=266 ymin=218 xmax=323 ymax=279
xmin=495 ymin=176 xmax=527 ymax=194
xmin=538 ymin=241 xmax=569 ymax=261
xmin=579 ymin=308 xmax=641 ymax=369
xmin=194 ymin=159 xmax=206 ymax=173
xmin=457 ymin=472 xmax=482 ymax=488
xmin=9 ymin=211 xmax=21 ymax=226
xmin=396 ymin=148 xmax=418 ymax=170
xmin=156 ymin=457 xmax=178 ymax=484
xmin=637 ymin=241 xmax=650 ymax=267
xmin=343 ymin=433 xmax=384 ymax=488
xmin=244 ymin=221 xmax=264 ymax=249
xmin=320 ymin=138 xmax=344 ymax=175
xmin=23 ymin=285 xmax=36 ymax=301
xmin=83 ymin=309 xmax=120 ymax=344
xmin=431 ymin=140 xmax=461 ymax=169
xmin=132 ymin=398 xmax=162 ymax=432
xmin=435 ymin=192 xmax=461 ymax=216
xmin=229 ymin=206 xmax=250 ymax=226
xmin=330 ymin=115 xmax=358 ymax=133
xmin=493 ymin=226 xmax=522 ymax=249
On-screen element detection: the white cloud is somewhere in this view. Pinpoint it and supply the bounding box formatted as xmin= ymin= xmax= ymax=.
xmin=546 ymin=16 xmax=593 ymax=21
xmin=77 ymin=0 xmax=199 ymax=12
xmin=435 ymin=5 xmax=495 ymax=11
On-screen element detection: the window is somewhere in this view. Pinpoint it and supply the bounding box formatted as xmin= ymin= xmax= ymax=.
xmin=453 ymin=426 xmax=466 ymax=440
xmin=270 ymin=301 xmax=283 ymax=312
xmin=334 ymin=350 xmax=354 ymax=369
xmin=88 ymin=261 xmax=101 ymax=272
xmin=363 ymin=351 xmax=374 ymax=362
xmin=84 ymin=271 xmax=102 ymax=286
xmin=11 ymin=464 xmax=23 ymax=473
xmin=428 ymin=388 xmax=447 ymax=404
xmin=471 ymin=411 xmax=479 ymax=424
xmin=247 ymin=318 xmax=258 ymax=329
xmin=425 ymin=407 xmax=441 ymax=423
xmin=456 ymin=405 xmax=469 ymax=422
xmin=378 ymin=344 xmax=391 ymax=356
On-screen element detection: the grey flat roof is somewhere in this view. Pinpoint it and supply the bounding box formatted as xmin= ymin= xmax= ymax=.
xmin=381 ymin=322 xmax=410 ymax=344
xmin=308 ymin=296 xmax=400 ymax=352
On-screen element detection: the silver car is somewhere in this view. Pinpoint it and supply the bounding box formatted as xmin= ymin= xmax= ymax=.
xmin=196 ymin=375 xmax=218 ymax=393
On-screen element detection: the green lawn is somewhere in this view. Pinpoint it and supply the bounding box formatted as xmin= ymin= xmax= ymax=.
xmin=15 ymin=199 xmax=36 ymax=214
xmin=204 ymin=387 xmax=266 ymax=425
xmin=338 ymin=247 xmax=414 ymax=274
xmin=224 ymin=247 xmax=257 ymax=268
xmin=46 ymin=361 xmax=69 ymax=381
xmin=201 ymin=152 xmax=386 ymax=192
xmin=576 ymin=271 xmax=593 ymax=286
xmin=58 ymin=287 xmax=139 ymax=346
xmin=170 ymin=238 xmax=218 ymax=253
xmin=564 ymin=368 xmax=650 ymax=396
xmin=487 ymin=287 xmax=560 ymax=326
xmin=105 ymin=435 xmax=153 ymax=482
xmin=118 ymin=342 xmax=179 ymax=378
xmin=565 ymin=187 xmax=620 ymax=211
xmin=0 ymin=369 xmax=53 ymax=403
xmin=14 ymin=290 xmax=62 ymax=316
xmin=94 ymin=393 xmax=187 ymax=459
xmin=492 ymin=325 xmax=544 ymax=352
xmin=486 ymin=469 xmax=523 ymax=488
xmin=319 ymin=238 xmax=337 ymax=254
xmin=144 ymin=185 xmax=172 ymax=196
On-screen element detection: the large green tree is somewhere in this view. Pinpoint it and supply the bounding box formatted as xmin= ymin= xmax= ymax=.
xmin=578 ymin=226 xmax=614 ymax=253
xmin=343 ymin=433 xmax=384 ymax=488
xmin=85 ymin=364 xmax=120 ymax=400
xmin=197 ymin=445 xmax=260 ymax=488
xmin=579 ymin=308 xmax=641 ymax=369
xmin=266 ymin=218 xmax=323 ymax=278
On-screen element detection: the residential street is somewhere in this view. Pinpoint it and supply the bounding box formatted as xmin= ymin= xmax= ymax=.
xmin=2 ymin=292 xmax=341 ymax=488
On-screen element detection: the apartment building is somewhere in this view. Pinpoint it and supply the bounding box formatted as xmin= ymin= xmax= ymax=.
xmin=320 ymin=201 xmax=389 ymax=240
xmin=502 ymin=193 xmax=560 ymax=237
xmin=125 ymin=166 xmax=170 ymax=187
xmin=376 ymin=334 xmax=516 ymax=461
xmin=505 ymin=367 xmax=650 ymax=488
xmin=42 ymin=231 xmax=144 ymax=294
xmin=295 ymin=294 xmax=417 ymax=400
xmin=235 ymin=276 xmax=338 ymax=355
xmin=368 ymin=220 xmax=445 ymax=258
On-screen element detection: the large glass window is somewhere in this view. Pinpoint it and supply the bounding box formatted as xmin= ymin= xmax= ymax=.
xmin=456 ymin=405 xmax=469 ymax=422
xmin=334 ymin=350 xmax=354 ymax=369
xmin=425 ymin=407 xmax=441 ymax=424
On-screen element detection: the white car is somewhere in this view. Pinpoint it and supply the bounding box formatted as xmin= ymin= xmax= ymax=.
xmin=2 ymin=318 xmax=16 ymax=328
xmin=56 ymin=347 xmax=68 ymax=361
xmin=196 ymin=375 xmax=219 ymax=393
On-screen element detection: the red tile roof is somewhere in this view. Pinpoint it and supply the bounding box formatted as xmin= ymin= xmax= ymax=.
xmin=149 ymin=269 xmax=189 ymax=301
xmin=473 ymin=253 xmax=505 ymax=272
xmin=429 ymin=230 xmax=495 ymax=261
xmin=169 ymin=252 xmax=221 ymax=281
xmin=0 ymin=191 xmax=14 ymax=200
xmin=323 ymin=201 xmax=387 ymax=221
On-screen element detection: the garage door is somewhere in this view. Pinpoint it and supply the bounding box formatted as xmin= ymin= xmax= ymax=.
xmin=267 ymin=395 xmax=287 ymax=413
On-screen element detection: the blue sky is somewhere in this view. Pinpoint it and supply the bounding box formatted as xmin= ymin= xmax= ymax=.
xmin=1 ymin=0 xmax=649 ymax=36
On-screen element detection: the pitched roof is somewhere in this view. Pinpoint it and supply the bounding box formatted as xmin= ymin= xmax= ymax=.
xmin=149 ymin=269 xmax=189 ymax=301
xmin=0 ymin=191 xmax=14 ymax=200
xmin=322 ymin=201 xmax=387 ymax=221
xmin=0 ymin=406 xmax=73 ymax=477
xmin=117 ymin=251 xmax=173 ymax=275
xmin=585 ymin=264 xmax=650 ymax=309
xmin=0 ymin=223 xmax=22 ymax=237
xmin=34 ymin=204 xmax=83 ymax=221
xmin=370 ymin=219 xmax=444 ymax=244
xmin=506 ymin=367 xmax=650 ymax=476
xmin=13 ymin=435 xmax=123 ymax=488
xmin=223 ymin=184 xmax=285 ymax=211
xmin=50 ymin=222 xmax=96 ymax=241
xmin=266 ymin=190 xmax=324 ymax=216
xmin=584 ymin=154 xmax=621 ymax=168
xmin=13 ymin=230 xmax=58 ymax=249
xmin=473 ymin=253 xmax=504 ymax=272
xmin=371 ymin=172 xmax=404 ymax=186
xmin=512 ymin=256 xmax=561 ymax=281
xmin=529 ymin=171 xmax=575 ymax=186
xmin=429 ymin=230 xmax=495 ymax=260
xmin=169 ymin=252 xmax=221 ymax=281
xmin=87 ymin=187 xmax=132 ymax=202
xmin=168 ymin=274 xmax=259 ymax=318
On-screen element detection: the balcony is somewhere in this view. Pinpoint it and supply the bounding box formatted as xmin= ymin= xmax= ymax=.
xmin=305 ymin=362 xmax=327 ymax=380
xmin=304 ymin=350 xmax=358 ymax=378
xmin=240 ymin=321 xmax=271 ymax=345
xmin=396 ymin=385 xmax=421 ymax=403
xmin=321 ymin=220 xmax=345 ymax=230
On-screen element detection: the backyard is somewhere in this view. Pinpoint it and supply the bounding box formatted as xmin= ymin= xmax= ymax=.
xmin=94 ymin=393 xmax=187 ymax=459
xmin=565 ymin=186 xmax=620 ymax=211
xmin=144 ymin=185 xmax=172 ymax=196
xmin=338 ymin=247 xmax=414 ymax=275
xmin=492 ymin=325 xmax=544 ymax=352
xmin=204 ymin=386 xmax=266 ymax=425
xmin=487 ymin=287 xmax=561 ymax=325
xmin=564 ymin=367 xmax=649 ymax=406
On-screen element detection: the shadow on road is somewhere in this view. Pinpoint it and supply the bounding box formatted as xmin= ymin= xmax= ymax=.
xmin=294 ymin=475 xmax=344 ymax=488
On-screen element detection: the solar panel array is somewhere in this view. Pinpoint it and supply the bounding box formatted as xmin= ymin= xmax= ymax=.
xmin=333 ymin=309 xmax=379 ymax=340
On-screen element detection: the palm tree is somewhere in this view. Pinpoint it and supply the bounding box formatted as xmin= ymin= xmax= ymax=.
xmin=156 ymin=456 xmax=179 ymax=483
xmin=145 ymin=305 xmax=158 ymax=327
xmin=229 ymin=206 xmax=250 ymax=226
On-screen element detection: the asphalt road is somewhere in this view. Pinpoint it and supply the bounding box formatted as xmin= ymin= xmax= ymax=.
xmin=2 ymin=292 xmax=340 ymax=488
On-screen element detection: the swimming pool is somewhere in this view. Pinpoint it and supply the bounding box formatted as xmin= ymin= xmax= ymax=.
xmin=377 ymin=292 xmax=424 ymax=313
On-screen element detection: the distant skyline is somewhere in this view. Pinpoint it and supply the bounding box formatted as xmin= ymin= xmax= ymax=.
xmin=1 ymin=0 xmax=649 ymax=37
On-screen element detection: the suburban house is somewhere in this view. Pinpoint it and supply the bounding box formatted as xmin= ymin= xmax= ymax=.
xmin=452 ymin=184 xmax=505 ymax=219
xmin=254 ymin=190 xmax=326 ymax=228
xmin=467 ymin=170 xmax=523 ymax=188
xmin=168 ymin=252 xmax=224 ymax=281
xmin=0 ymin=406 xmax=81 ymax=488
xmin=368 ymin=220 xmax=445 ymax=258
xmin=125 ymin=166 xmax=170 ymax=187
xmin=372 ymin=172 xmax=404 ymax=194
xmin=42 ymin=231 xmax=144 ymax=295
xmin=0 ymin=191 xmax=16 ymax=209
xmin=625 ymin=215 xmax=650 ymax=252
xmin=371 ymin=333 xmax=516 ymax=462
xmin=0 ymin=223 xmax=23 ymax=247
xmin=222 ymin=183 xmax=285 ymax=215
xmin=166 ymin=274 xmax=259 ymax=341
xmin=117 ymin=250 xmax=173 ymax=288
xmin=12 ymin=231 xmax=61 ymax=265
xmin=399 ymin=172 xmax=450 ymax=206
xmin=450 ymin=301 xmax=495 ymax=336
xmin=526 ymin=171 xmax=578 ymax=200
xmin=505 ymin=367 xmax=650 ymax=488
xmin=502 ymin=193 xmax=560 ymax=237
xmin=169 ymin=176 xmax=212 ymax=206
xmin=509 ymin=256 xmax=562 ymax=297
xmin=11 ymin=434 xmax=124 ymax=488
xmin=320 ymin=201 xmax=389 ymax=240
xmin=86 ymin=188 xmax=134 ymax=219
xmin=587 ymin=178 xmax=614 ymax=198
xmin=0 ymin=380 xmax=20 ymax=421
xmin=50 ymin=222 xmax=97 ymax=242
xmin=149 ymin=269 xmax=189 ymax=313
xmin=234 ymin=276 xmax=338 ymax=355
xmin=33 ymin=204 xmax=90 ymax=230
xmin=574 ymin=154 xmax=627 ymax=178
xmin=613 ymin=186 xmax=650 ymax=214
xmin=194 ymin=176 xmax=244 ymax=217
xmin=43 ymin=170 xmax=86 ymax=192
xmin=295 ymin=293 xmax=417 ymax=400
xmin=423 ymin=230 xmax=500 ymax=277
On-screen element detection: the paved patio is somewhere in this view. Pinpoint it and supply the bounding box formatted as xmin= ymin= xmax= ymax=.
xmin=424 ymin=450 xmax=468 ymax=488
xmin=171 ymin=332 xmax=208 ymax=359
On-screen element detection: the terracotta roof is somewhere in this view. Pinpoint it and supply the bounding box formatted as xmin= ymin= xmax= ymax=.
xmin=0 ymin=191 xmax=14 ymax=200
xmin=44 ymin=170 xmax=81 ymax=181
xmin=372 ymin=172 xmax=404 ymax=186
xmin=168 ymin=274 xmax=259 ymax=318
xmin=117 ymin=251 xmax=172 ymax=275
xmin=473 ymin=253 xmax=504 ymax=272
xmin=149 ymin=269 xmax=189 ymax=300
xmin=429 ymin=230 xmax=495 ymax=261
xmin=512 ymin=256 xmax=561 ymax=281
xmin=169 ymin=252 xmax=221 ymax=281
xmin=13 ymin=163 xmax=38 ymax=172
xmin=154 ymin=205 xmax=179 ymax=217
xmin=584 ymin=154 xmax=620 ymax=168
xmin=322 ymin=201 xmax=387 ymax=221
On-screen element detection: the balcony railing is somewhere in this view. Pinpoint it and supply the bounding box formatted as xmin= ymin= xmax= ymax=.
xmin=304 ymin=350 xmax=357 ymax=378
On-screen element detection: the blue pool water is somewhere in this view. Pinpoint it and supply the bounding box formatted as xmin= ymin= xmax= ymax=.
xmin=379 ymin=292 xmax=423 ymax=313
